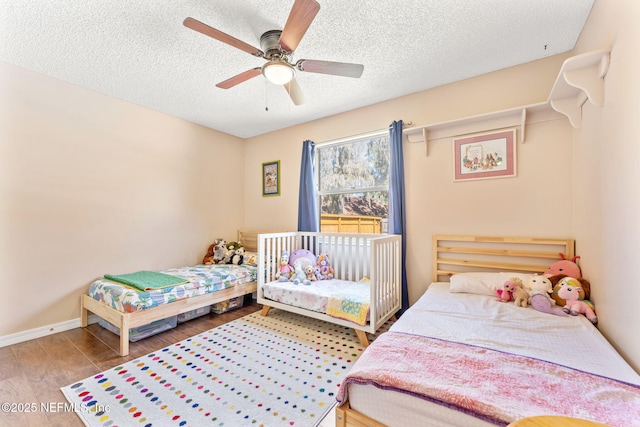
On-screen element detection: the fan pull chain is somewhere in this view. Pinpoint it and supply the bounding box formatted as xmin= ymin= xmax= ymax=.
xmin=265 ymin=79 xmax=269 ymax=112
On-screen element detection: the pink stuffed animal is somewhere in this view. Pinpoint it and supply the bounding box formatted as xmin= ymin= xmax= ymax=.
xmin=557 ymin=277 xmax=598 ymax=325
xmin=544 ymin=253 xmax=581 ymax=278
xmin=497 ymin=278 xmax=519 ymax=302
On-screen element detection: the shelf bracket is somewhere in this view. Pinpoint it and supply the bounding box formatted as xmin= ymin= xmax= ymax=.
xmin=548 ymin=50 xmax=610 ymax=128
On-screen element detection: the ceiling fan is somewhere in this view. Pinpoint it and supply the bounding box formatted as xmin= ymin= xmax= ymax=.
xmin=183 ymin=0 xmax=364 ymax=106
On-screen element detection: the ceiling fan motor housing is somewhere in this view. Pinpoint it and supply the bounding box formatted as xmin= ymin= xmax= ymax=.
xmin=260 ymin=30 xmax=286 ymax=59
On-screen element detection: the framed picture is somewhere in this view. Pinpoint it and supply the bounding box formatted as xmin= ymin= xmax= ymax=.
xmin=453 ymin=129 xmax=517 ymax=182
xmin=262 ymin=160 xmax=280 ymax=196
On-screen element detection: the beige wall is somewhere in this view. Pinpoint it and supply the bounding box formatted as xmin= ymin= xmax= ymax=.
xmin=244 ymin=0 xmax=640 ymax=371
xmin=0 ymin=63 xmax=245 ymax=337
xmin=570 ymin=0 xmax=640 ymax=370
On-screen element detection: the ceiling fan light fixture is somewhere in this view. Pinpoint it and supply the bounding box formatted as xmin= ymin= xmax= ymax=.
xmin=262 ymin=60 xmax=294 ymax=85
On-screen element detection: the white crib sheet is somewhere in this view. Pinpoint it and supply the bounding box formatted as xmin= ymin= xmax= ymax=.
xmin=262 ymin=279 xmax=368 ymax=314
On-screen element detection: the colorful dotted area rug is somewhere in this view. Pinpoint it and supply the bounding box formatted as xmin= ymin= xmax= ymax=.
xmin=62 ymin=310 xmax=391 ymax=427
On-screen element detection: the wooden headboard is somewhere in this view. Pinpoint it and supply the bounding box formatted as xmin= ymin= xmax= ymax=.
xmin=432 ymin=235 xmax=575 ymax=282
xmin=237 ymin=230 xmax=264 ymax=252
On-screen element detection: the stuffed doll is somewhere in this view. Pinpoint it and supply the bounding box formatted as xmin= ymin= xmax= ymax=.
xmin=206 ymin=239 xmax=227 ymax=264
xmin=525 ymin=276 xmax=556 ymax=305
xmin=275 ymin=250 xmax=292 ymax=282
xmin=557 ymin=277 xmax=597 ymax=325
xmin=497 ymin=278 xmax=520 ymax=302
xmin=526 ymin=276 xmax=568 ymax=317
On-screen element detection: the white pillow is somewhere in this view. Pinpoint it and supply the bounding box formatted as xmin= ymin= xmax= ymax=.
xmin=449 ymin=272 xmax=535 ymax=296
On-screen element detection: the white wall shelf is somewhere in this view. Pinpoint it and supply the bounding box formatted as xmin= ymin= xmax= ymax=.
xmin=547 ymin=48 xmax=610 ymax=128
xmin=403 ymin=48 xmax=611 ymax=155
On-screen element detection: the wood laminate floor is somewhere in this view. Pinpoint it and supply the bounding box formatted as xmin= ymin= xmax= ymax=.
xmin=0 ymin=301 xmax=262 ymax=427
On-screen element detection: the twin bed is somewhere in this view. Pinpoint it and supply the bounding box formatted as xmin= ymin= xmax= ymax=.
xmin=81 ymin=230 xmax=262 ymax=356
xmin=335 ymin=235 xmax=640 ymax=427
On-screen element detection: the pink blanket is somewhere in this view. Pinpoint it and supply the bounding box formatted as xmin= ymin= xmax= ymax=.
xmin=337 ymin=332 xmax=640 ymax=426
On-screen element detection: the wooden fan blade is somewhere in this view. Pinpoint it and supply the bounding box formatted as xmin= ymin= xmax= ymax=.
xmin=297 ymin=59 xmax=364 ymax=78
xmin=283 ymin=78 xmax=305 ymax=105
xmin=184 ymin=17 xmax=263 ymax=57
xmin=278 ymin=0 xmax=320 ymax=53
xmin=216 ymin=68 xmax=262 ymax=89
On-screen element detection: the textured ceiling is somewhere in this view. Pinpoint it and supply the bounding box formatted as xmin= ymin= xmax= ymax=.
xmin=1 ymin=0 xmax=594 ymax=138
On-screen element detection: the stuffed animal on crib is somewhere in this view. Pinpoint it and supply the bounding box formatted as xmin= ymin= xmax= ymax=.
xmin=275 ymin=250 xmax=292 ymax=282
xmin=315 ymin=253 xmax=335 ymax=280
xmin=231 ymin=246 xmax=245 ymax=265
xmin=512 ymin=280 xmax=530 ymax=308
xmin=496 ymin=278 xmax=520 ymax=302
xmin=290 ymin=260 xmax=311 ymax=285
xmin=304 ymin=264 xmax=317 ymax=282
xmin=557 ymin=277 xmax=598 ymax=325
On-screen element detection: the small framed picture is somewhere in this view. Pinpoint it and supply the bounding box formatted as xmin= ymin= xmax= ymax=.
xmin=453 ymin=129 xmax=517 ymax=182
xmin=262 ymin=160 xmax=280 ymax=196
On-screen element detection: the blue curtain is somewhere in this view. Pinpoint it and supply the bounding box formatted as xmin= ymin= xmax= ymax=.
xmin=388 ymin=120 xmax=409 ymax=313
xmin=298 ymin=140 xmax=319 ymax=232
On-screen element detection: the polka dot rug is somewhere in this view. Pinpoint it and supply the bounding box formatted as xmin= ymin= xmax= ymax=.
xmin=61 ymin=310 xmax=392 ymax=427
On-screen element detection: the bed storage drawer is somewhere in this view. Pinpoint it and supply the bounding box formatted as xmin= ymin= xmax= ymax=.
xmin=98 ymin=315 xmax=178 ymax=342
xmin=177 ymin=306 xmax=211 ymax=323
xmin=212 ymin=296 xmax=244 ymax=314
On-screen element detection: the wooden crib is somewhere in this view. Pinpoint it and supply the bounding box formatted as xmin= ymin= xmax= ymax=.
xmin=257 ymin=232 xmax=402 ymax=346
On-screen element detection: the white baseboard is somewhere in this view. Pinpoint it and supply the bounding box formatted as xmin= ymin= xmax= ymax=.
xmin=0 ymin=315 xmax=100 ymax=348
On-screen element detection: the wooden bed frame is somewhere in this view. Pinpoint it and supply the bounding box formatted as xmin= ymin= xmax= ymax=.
xmin=336 ymin=234 xmax=575 ymax=427
xmin=257 ymin=231 xmax=402 ymax=347
xmin=80 ymin=230 xmax=262 ymax=356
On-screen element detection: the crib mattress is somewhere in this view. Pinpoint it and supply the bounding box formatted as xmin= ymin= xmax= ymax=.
xmin=262 ymin=279 xmax=369 ymax=321
xmin=88 ymin=264 xmax=257 ymax=313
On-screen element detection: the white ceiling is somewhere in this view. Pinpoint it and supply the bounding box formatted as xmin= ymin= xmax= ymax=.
xmin=1 ymin=0 xmax=594 ymax=139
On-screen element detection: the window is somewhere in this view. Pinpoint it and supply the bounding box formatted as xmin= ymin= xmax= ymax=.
xmin=316 ymin=132 xmax=390 ymax=234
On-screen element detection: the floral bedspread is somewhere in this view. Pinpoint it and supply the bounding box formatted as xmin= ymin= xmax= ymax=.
xmin=337 ymin=331 xmax=640 ymax=427
xmin=88 ymin=264 xmax=257 ymax=313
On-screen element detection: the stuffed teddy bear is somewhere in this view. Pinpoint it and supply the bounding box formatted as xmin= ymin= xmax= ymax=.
xmin=220 ymin=241 xmax=242 ymax=264
xmin=496 ymin=278 xmax=520 ymax=303
xmin=275 ymin=250 xmax=292 ymax=282
xmin=231 ymin=246 xmax=245 ymax=265
xmin=314 ymin=253 xmax=335 ymax=281
xmin=304 ymin=264 xmax=317 ymax=282
xmin=557 ymin=277 xmax=598 ymax=325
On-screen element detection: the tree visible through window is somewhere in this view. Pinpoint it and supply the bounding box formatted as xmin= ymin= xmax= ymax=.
xmin=316 ymin=133 xmax=389 ymax=233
